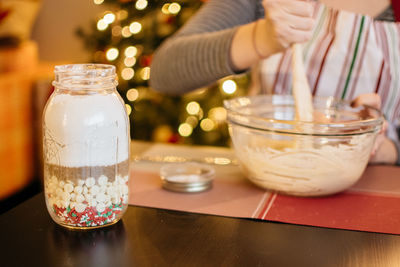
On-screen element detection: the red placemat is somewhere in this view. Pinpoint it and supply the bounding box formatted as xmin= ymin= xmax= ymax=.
xmin=129 ymin=145 xmax=400 ymax=234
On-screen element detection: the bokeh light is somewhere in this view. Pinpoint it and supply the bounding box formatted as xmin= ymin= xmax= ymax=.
xmin=106 ymin=48 xmax=119 ymax=61
xmin=125 ymin=104 xmax=132 ymax=115
xmin=186 ymin=101 xmax=200 ymax=115
xmin=178 ymin=123 xmax=193 ymax=137
xmin=104 ymin=13 xmax=116 ymax=24
xmin=135 ymin=0 xmax=148 ymax=10
xmin=129 ymin=22 xmax=142 ymax=34
xmin=169 ymin=3 xmax=181 ymax=14
xmin=140 ymin=67 xmax=151 ymax=80
xmin=126 ymin=88 xmax=139 ymax=101
xmin=124 ymin=46 xmax=138 ymax=57
xmin=222 ymin=80 xmax=237 ymax=94
xmin=200 ymin=118 xmax=215 ymax=131
xmin=124 ymin=57 xmax=137 ymax=67
xmin=121 ymin=68 xmax=134 ymax=80
xmin=97 ymin=19 xmax=108 ymax=31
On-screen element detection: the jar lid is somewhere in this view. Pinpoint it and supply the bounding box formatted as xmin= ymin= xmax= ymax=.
xmin=160 ymin=162 xmax=215 ymax=193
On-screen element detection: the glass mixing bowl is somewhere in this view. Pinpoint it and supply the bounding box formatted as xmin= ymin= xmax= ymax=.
xmin=224 ymin=95 xmax=383 ymax=196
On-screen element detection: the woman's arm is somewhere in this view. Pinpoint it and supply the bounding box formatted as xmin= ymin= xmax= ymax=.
xmin=150 ymin=0 xmax=314 ymax=95
xmin=150 ymin=0 xmax=259 ymax=95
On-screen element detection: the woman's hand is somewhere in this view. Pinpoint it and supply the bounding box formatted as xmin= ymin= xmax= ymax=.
xmin=351 ymin=93 xmax=398 ymax=164
xmin=231 ymin=0 xmax=315 ymax=70
xmin=259 ymin=0 xmax=315 ymax=55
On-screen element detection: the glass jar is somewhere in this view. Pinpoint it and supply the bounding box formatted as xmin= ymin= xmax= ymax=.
xmin=43 ymin=64 xmax=130 ymax=229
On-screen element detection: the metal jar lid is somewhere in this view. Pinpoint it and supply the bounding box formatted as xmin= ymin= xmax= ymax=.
xmin=160 ymin=162 xmax=215 ymax=193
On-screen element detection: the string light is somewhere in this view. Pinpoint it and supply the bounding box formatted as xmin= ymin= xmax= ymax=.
xmin=126 ymin=88 xmax=139 ymax=101
xmin=117 ymin=10 xmax=128 ymax=20
xmin=94 ymin=0 xmax=104 ymax=5
xmin=178 ymin=123 xmax=193 ymax=137
xmin=121 ymin=26 xmax=132 ymax=38
xmin=200 ymin=118 xmax=215 ymax=131
xmin=112 ymin=26 xmax=122 ymax=37
xmin=168 ymin=3 xmax=181 ymax=14
xmin=222 ymin=79 xmax=237 ymax=94
xmin=97 ymin=19 xmax=108 ymax=31
xmin=125 ymin=104 xmax=132 ymax=115
xmin=161 ymin=4 xmax=170 ymax=14
xmin=124 ymin=46 xmax=137 ymax=57
xmin=124 ymin=57 xmax=136 ymax=67
xmin=121 ymin=68 xmax=134 ymax=80
xmin=208 ymin=107 xmax=227 ymax=122
xmin=129 ymin=22 xmax=142 ymax=34
xmin=140 ymin=67 xmax=151 ymax=80
xmin=103 ymin=13 xmax=116 ymax=24
xmin=106 ymin=48 xmax=119 ymax=61
xmin=186 ymin=101 xmax=200 ymax=115
xmin=135 ymin=0 xmax=148 ymax=10
xmin=185 ymin=116 xmax=198 ymax=127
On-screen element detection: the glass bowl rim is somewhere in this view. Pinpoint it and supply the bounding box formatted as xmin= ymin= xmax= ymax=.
xmin=223 ymin=95 xmax=384 ymax=136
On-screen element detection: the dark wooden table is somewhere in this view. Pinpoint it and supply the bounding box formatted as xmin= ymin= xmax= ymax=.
xmin=1 ymin=192 xmax=400 ymax=267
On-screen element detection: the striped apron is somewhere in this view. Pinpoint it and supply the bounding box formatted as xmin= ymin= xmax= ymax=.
xmin=258 ymin=3 xmax=400 ymax=127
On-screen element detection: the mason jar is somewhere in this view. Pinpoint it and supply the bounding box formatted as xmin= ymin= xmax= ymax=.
xmin=43 ymin=64 xmax=130 ymax=229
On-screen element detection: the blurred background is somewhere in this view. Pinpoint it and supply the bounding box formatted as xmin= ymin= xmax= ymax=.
xmin=0 ymin=0 xmax=249 ymax=211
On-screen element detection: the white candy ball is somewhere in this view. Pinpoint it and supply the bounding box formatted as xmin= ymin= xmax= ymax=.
xmin=61 ymin=192 xmax=70 ymax=202
xmin=96 ymin=193 xmax=106 ymax=203
xmin=64 ymin=183 xmax=74 ymax=193
xmin=90 ymin=185 xmax=100 ymax=195
xmin=76 ymin=194 xmax=85 ymax=203
xmin=74 ymin=186 xmax=83 ymax=194
xmin=98 ymin=175 xmax=108 ymax=186
xmin=75 ymin=203 xmax=87 ymax=213
xmin=59 ymin=181 xmax=65 ymax=187
xmin=85 ymin=177 xmax=95 ymax=188
xmin=78 ymin=179 xmax=85 ymax=186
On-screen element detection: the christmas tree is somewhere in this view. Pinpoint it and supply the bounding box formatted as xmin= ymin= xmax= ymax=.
xmin=77 ymin=0 xmax=249 ymax=147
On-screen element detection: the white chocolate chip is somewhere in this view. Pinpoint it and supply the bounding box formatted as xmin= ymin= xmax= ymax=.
xmin=85 ymin=177 xmax=95 ymax=188
xmin=75 ymin=203 xmax=87 ymax=213
xmin=98 ymin=175 xmax=108 ymax=186
xmin=64 ymin=183 xmax=74 ymax=193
